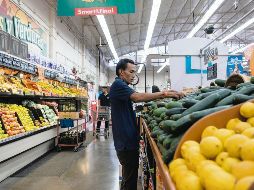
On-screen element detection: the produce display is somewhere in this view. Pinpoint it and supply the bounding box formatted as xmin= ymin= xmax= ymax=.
xmin=22 ymin=100 xmax=58 ymax=126
xmin=0 ymin=106 xmax=25 ymax=136
xmin=142 ymin=78 xmax=254 ymax=165
xmin=0 ymin=120 xmax=8 ymax=139
xmin=8 ymin=104 xmax=38 ymax=131
xmin=169 ymin=102 xmax=254 ymax=190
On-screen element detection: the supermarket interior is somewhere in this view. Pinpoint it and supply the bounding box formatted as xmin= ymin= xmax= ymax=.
xmin=0 ymin=0 xmax=254 ymax=190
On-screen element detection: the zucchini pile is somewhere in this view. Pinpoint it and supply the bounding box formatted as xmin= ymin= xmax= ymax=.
xmin=142 ymin=79 xmax=254 ymax=165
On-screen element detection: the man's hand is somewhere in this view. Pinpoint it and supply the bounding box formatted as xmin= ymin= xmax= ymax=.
xmin=162 ymin=90 xmax=185 ymax=100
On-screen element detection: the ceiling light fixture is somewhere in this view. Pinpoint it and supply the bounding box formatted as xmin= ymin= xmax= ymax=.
xmin=157 ymin=63 xmax=168 ymax=73
xmin=230 ymin=43 xmax=254 ymax=54
xmin=97 ymin=15 xmax=119 ymax=61
xmin=138 ymin=0 xmax=162 ymax=73
xmin=186 ymin=0 xmax=225 ymax=38
xmin=220 ymin=17 xmax=254 ymax=43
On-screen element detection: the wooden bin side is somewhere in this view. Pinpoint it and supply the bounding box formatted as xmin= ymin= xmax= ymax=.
xmin=173 ymin=101 xmax=251 ymax=159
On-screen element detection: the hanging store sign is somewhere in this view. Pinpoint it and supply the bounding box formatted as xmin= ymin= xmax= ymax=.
xmin=204 ymin=47 xmax=218 ymax=65
xmin=207 ymin=63 xmax=217 ymax=80
xmin=57 ymin=0 xmax=135 ymax=16
xmin=0 ymin=0 xmax=47 ymax=56
xmin=226 ymin=55 xmax=244 ymax=77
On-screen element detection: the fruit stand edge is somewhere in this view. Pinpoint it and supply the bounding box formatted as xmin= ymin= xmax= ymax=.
xmin=142 ymin=118 xmax=176 ymax=190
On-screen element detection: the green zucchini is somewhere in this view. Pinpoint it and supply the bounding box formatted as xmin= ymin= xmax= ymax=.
xmin=165 ymin=108 xmax=186 ymax=117
xmin=182 ymin=99 xmax=198 ymax=108
xmin=153 ymin=107 xmax=167 ymax=117
xmin=162 ymin=135 xmax=183 ymax=164
xmin=151 ymin=129 xmax=164 ymax=138
xmin=250 ymin=77 xmax=254 ymax=84
xmin=215 ymin=94 xmax=237 ymax=106
xmin=190 ymin=106 xmax=231 ymax=121
xmin=170 ymin=114 xmax=183 ymax=121
xmin=170 ymin=115 xmax=194 ymax=134
xmin=215 ymin=79 xmax=226 ymax=87
xmin=165 ymin=101 xmax=183 ymax=109
xmin=157 ymin=102 xmax=166 ymax=108
xmin=163 ymin=135 xmax=173 ymax=149
xmin=157 ymin=142 xmax=168 ymax=156
xmin=216 ymin=89 xmax=232 ymax=100
xmin=144 ymin=102 xmax=153 ymax=107
xmin=181 ymin=93 xmax=221 ymax=116
xmin=235 ymin=85 xmax=254 ymax=95
xmin=158 ymin=134 xmax=168 ymax=144
xmin=233 ymin=94 xmax=254 ymax=105
xmin=162 ymin=149 xmax=174 ymax=164
xmin=236 ymin=82 xmax=252 ymax=89
xmin=160 ymin=120 xmax=177 ymax=133
xmin=200 ymin=87 xmax=220 ymax=93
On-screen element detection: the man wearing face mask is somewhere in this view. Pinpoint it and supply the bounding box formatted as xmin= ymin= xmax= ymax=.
xmin=109 ymin=59 xmax=184 ymax=190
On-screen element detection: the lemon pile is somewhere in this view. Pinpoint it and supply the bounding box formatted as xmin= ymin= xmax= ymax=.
xmin=169 ymin=102 xmax=254 ymax=190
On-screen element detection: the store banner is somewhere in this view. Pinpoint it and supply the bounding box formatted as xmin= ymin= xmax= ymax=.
xmin=57 ymin=0 xmax=135 ymax=16
xmin=226 ymin=55 xmax=243 ymax=77
xmin=0 ymin=0 xmax=47 ymax=56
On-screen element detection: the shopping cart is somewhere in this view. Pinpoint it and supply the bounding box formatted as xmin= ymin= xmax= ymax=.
xmin=93 ymin=106 xmax=111 ymax=139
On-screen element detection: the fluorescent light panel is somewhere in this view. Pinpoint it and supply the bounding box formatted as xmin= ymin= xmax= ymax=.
xmin=97 ymin=15 xmax=119 ymax=61
xmin=220 ymin=17 xmax=254 ymax=43
xmin=186 ymin=0 xmax=225 ymax=38
xmin=230 ymin=43 xmax=254 ymax=54
xmin=138 ymin=0 xmax=162 ymax=73
xmin=157 ymin=64 xmax=167 ymax=73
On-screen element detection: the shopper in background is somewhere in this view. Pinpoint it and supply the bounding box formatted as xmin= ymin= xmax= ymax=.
xmin=96 ymin=87 xmax=110 ymax=133
xmin=110 ymin=58 xmax=184 ymax=190
xmin=152 ymin=85 xmax=160 ymax=93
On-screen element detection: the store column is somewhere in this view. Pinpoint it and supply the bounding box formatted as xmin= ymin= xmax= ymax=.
xmin=49 ymin=8 xmax=56 ymax=60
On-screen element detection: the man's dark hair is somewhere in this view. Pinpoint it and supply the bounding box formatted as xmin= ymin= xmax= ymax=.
xmin=116 ymin=59 xmax=135 ymax=76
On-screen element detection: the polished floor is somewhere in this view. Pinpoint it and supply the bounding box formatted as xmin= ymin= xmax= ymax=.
xmin=0 ymin=125 xmax=139 ymax=190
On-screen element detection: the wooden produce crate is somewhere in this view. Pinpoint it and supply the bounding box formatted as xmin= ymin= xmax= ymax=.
xmin=174 ymin=100 xmax=251 ymax=159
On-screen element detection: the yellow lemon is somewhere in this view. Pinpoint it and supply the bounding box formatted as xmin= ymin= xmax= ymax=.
xmin=170 ymin=164 xmax=188 ymax=182
xmin=231 ymin=161 xmax=254 ymax=180
xmin=234 ymin=176 xmax=254 ymax=190
xmin=247 ymin=117 xmax=254 ymax=127
xmin=175 ymin=171 xmax=203 ymax=190
xmin=216 ymin=152 xmax=229 ymax=166
xmin=204 ymin=170 xmax=236 ymax=190
xmin=169 ymin=158 xmax=186 ymax=174
xmin=233 ymin=122 xmax=252 ymax=134
xmin=240 ymin=102 xmax=254 ymax=118
xmin=224 ymin=134 xmax=249 ymax=158
xmin=181 ymin=140 xmax=200 ymax=159
xmin=221 ymin=157 xmax=240 ymax=173
xmin=196 ymin=160 xmax=221 ymax=186
xmin=201 ymin=126 xmax=218 ymax=139
xmin=242 ymin=127 xmax=254 ymax=138
xmin=200 ymin=136 xmax=223 ymax=159
xmin=226 ymin=118 xmax=242 ymax=130
xmin=214 ymin=128 xmax=235 ymax=144
xmin=241 ymin=139 xmax=254 ymax=161
xmin=185 ymin=152 xmax=206 ymax=172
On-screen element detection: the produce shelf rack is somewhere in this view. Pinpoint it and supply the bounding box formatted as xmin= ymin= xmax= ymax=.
xmin=141 ymin=118 xmax=176 ymax=190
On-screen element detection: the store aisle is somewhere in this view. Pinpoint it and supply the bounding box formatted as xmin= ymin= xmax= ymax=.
xmin=0 ymin=131 xmax=121 ymax=190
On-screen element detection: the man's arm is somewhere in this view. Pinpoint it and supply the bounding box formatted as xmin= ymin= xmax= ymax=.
xmin=130 ymin=91 xmax=184 ymax=103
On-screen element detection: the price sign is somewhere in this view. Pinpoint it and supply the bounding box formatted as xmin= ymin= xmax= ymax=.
xmin=44 ymin=69 xmax=58 ymax=80
xmin=0 ymin=30 xmax=10 ymax=53
xmin=19 ymin=41 xmax=28 ymax=60
xmin=10 ymin=35 xmax=20 ymax=57
xmin=207 ymin=63 xmax=217 ymax=80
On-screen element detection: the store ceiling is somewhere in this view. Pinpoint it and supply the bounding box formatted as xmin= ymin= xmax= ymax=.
xmin=52 ymin=0 xmax=254 ymax=61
